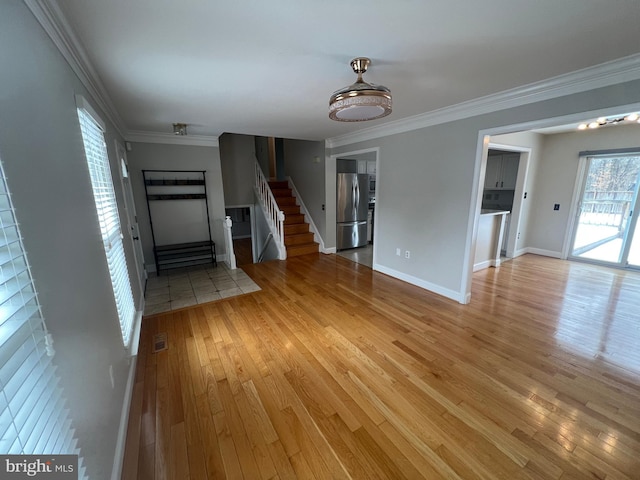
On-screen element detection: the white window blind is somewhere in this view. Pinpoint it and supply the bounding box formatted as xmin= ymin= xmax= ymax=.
xmin=77 ymin=107 xmax=136 ymax=347
xmin=0 ymin=161 xmax=87 ymax=478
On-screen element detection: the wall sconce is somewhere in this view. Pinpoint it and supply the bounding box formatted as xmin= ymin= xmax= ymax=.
xmin=173 ymin=123 xmax=188 ymax=135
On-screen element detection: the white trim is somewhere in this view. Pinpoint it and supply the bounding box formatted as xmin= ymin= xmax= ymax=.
xmin=461 ymin=134 xmax=491 ymax=304
xmin=326 ymin=53 xmax=640 ymax=149
xmin=473 ymin=259 xmax=499 ymax=272
xmin=126 ymin=131 xmax=220 ymax=147
xmin=322 ymin=247 xmax=337 ymax=254
xmin=26 ymin=0 xmax=126 ymax=137
xmin=127 ymin=310 xmax=143 ymax=357
xmin=75 ymin=94 xmax=106 ymax=130
xmin=373 ymin=263 xmax=467 ymax=304
xmin=287 ymin=176 xmax=327 ymax=252
xmin=526 ymin=247 xmax=563 ymax=259
xmin=513 ymin=247 xmax=529 ymax=258
xmin=563 ymin=155 xmax=589 ymax=259
xmin=111 ymin=356 xmax=137 ymax=480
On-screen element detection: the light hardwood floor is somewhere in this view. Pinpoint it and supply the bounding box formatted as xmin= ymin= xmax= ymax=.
xmin=122 ymin=253 xmax=640 ymax=479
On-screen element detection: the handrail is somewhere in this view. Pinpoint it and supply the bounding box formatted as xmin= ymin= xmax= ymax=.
xmin=254 ymin=161 xmax=286 ymax=260
xmin=223 ymin=216 xmax=237 ymax=269
xmin=258 ymin=233 xmax=274 ymax=262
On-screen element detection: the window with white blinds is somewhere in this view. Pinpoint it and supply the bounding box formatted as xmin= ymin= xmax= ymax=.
xmin=77 ymin=104 xmax=136 ymax=347
xmin=0 ymin=160 xmax=87 ymax=477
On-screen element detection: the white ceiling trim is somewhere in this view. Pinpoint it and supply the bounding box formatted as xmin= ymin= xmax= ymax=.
xmin=326 ymin=53 xmax=640 ymax=149
xmin=24 ymin=0 xmax=127 ymax=137
xmin=25 ymin=0 xmax=640 ymax=149
xmin=127 ymin=131 xmax=220 ymax=148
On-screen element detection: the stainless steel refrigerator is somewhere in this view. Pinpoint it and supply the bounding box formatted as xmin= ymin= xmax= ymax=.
xmin=336 ymin=173 xmax=369 ymax=250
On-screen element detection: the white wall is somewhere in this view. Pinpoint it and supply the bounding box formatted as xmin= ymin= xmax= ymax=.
xmin=0 ymin=3 xmax=142 ymax=477
xmin=527 ymin=123 xmax=640 ymax=255
xmin=283 ymin=139 xmax=327 ymax=241
xmin=328 ymin=80 xmax=640 ymax=303
xmin=219 ymin=133 xmax=256 ymax=206
xmin=126 ymin=142 xmax=227 ymax=269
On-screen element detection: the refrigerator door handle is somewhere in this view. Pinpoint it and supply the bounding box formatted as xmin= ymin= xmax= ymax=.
xmin=355 ymin=181 xmax=359 ymax=212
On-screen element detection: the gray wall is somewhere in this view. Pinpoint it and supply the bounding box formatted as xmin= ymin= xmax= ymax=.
xmin=219 ymin=133 xmax=256 ymax=206
xmin=283 ymin=139 xmax=327 ymax=242
xmin=255 ymin=136 xmax=270 ymax=177
xmin=126 ymin=142 xmax=227 ymax=269
xmin=328 ymin=80 xmax=640 ymax=301
xmin=0 ymin=2 xmax=143 ymax=477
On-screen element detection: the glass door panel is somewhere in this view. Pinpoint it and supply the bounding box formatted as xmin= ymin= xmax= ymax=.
xmin=628 ymin=227 xmax=640 ymax=267
xmin=570 ymin=155 xmax=640 ymax=266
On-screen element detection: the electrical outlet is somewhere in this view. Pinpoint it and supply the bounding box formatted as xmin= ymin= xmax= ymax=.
xmin=554 ymin=203 xmax=560 ymax=211
xmin=405 ymin=250 xmax=410 ymax=259
xmin=396 ymin=248 xmax=401 ymax=256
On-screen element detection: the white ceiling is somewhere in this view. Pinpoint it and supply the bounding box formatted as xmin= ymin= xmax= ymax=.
xmin=55 ymin=0 xmax=640 ymax=141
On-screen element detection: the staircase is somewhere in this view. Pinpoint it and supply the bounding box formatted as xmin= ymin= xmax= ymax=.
xmin=269 ymin=181 xmax=319 ymax=257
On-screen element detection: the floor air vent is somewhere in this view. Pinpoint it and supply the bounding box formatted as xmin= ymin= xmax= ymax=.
xmin=152 ymin=332 xmax=168 ymax=353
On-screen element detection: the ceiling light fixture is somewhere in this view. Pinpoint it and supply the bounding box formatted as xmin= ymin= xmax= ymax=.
xmin=577 ymin=113 xmax=640 ymax=131
xmin=329 ymin=57 xmax=392 ymax=122
xmin=173 ymin=123 xmax=187 ymax=135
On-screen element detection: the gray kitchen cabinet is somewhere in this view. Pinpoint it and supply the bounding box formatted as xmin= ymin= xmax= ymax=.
xmin=485 ymin=153 xmax=519 ymax=190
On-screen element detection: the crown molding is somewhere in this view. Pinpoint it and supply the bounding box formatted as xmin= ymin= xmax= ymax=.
xmin=126 ymin=131 xmax=220 ymax=148
xmin=326 ymin=53 xmax=640 ymax=149
xmin=25 ymin=0 xmax=127 ymax=137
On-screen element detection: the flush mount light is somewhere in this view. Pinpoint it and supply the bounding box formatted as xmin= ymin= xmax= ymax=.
xmin=329 ymin=57 xmax=392 ymax=122
xmin=173 ymin=123 xmax=187 ymax=135
xmin=577 ymin=113 xmax=640 ymax=130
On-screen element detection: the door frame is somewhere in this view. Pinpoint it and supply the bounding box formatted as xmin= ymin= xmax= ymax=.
xmin=224 ymin=204 xmax=256 ymax=263
xmin=463 ymin=101 xmax=640 ymax=303
xmin=564 ymin=152 xmax=640 ymax=268
xmin=487 ymin=142 xmax=532 ymax=258
xmin=327 ymin=147 xmax=380 ymax=265
xmin=114 ymin=140 xmax=147 ymax=297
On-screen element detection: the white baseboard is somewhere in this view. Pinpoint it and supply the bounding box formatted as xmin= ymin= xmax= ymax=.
xmin=373 ymin=263 xmax=467 ymax=304
xmin=473 ymin=259 xmax=499 ymax=272
xmin=322 ymin=247 xmax=337 ymax=254
xmin=110 ymin=354 xmax=138 ymax=480
xmin=525 ymin=247 xmax=563 ymax=259
xmin=512 ymin=247 xmax=529 ymax=258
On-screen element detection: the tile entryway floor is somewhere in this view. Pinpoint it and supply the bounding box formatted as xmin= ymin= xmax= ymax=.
xmin=143 ymin=263 xmax=261 ymax=316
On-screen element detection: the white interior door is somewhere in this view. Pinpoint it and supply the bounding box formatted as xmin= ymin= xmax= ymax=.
xmin=115 ymin=141 xmax=147 ymax=293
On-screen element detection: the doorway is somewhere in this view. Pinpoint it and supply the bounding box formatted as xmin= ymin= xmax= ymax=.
xmin=225 ymin=206 xmax=254 ymax=266
xmin=115 ymin=140 xmax=147 ymax=295
xmin=330 ymin=148 xmax=379 ymax=268
xmin=568 ymin=153 xmax=640 ymax=268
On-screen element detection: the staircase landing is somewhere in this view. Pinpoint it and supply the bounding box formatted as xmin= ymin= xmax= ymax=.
xmin=269 ymin=181 xmax=319 ymax=257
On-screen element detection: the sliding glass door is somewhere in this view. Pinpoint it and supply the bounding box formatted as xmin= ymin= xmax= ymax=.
xmin=569 ymin=154 xmax=640 ymax=268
